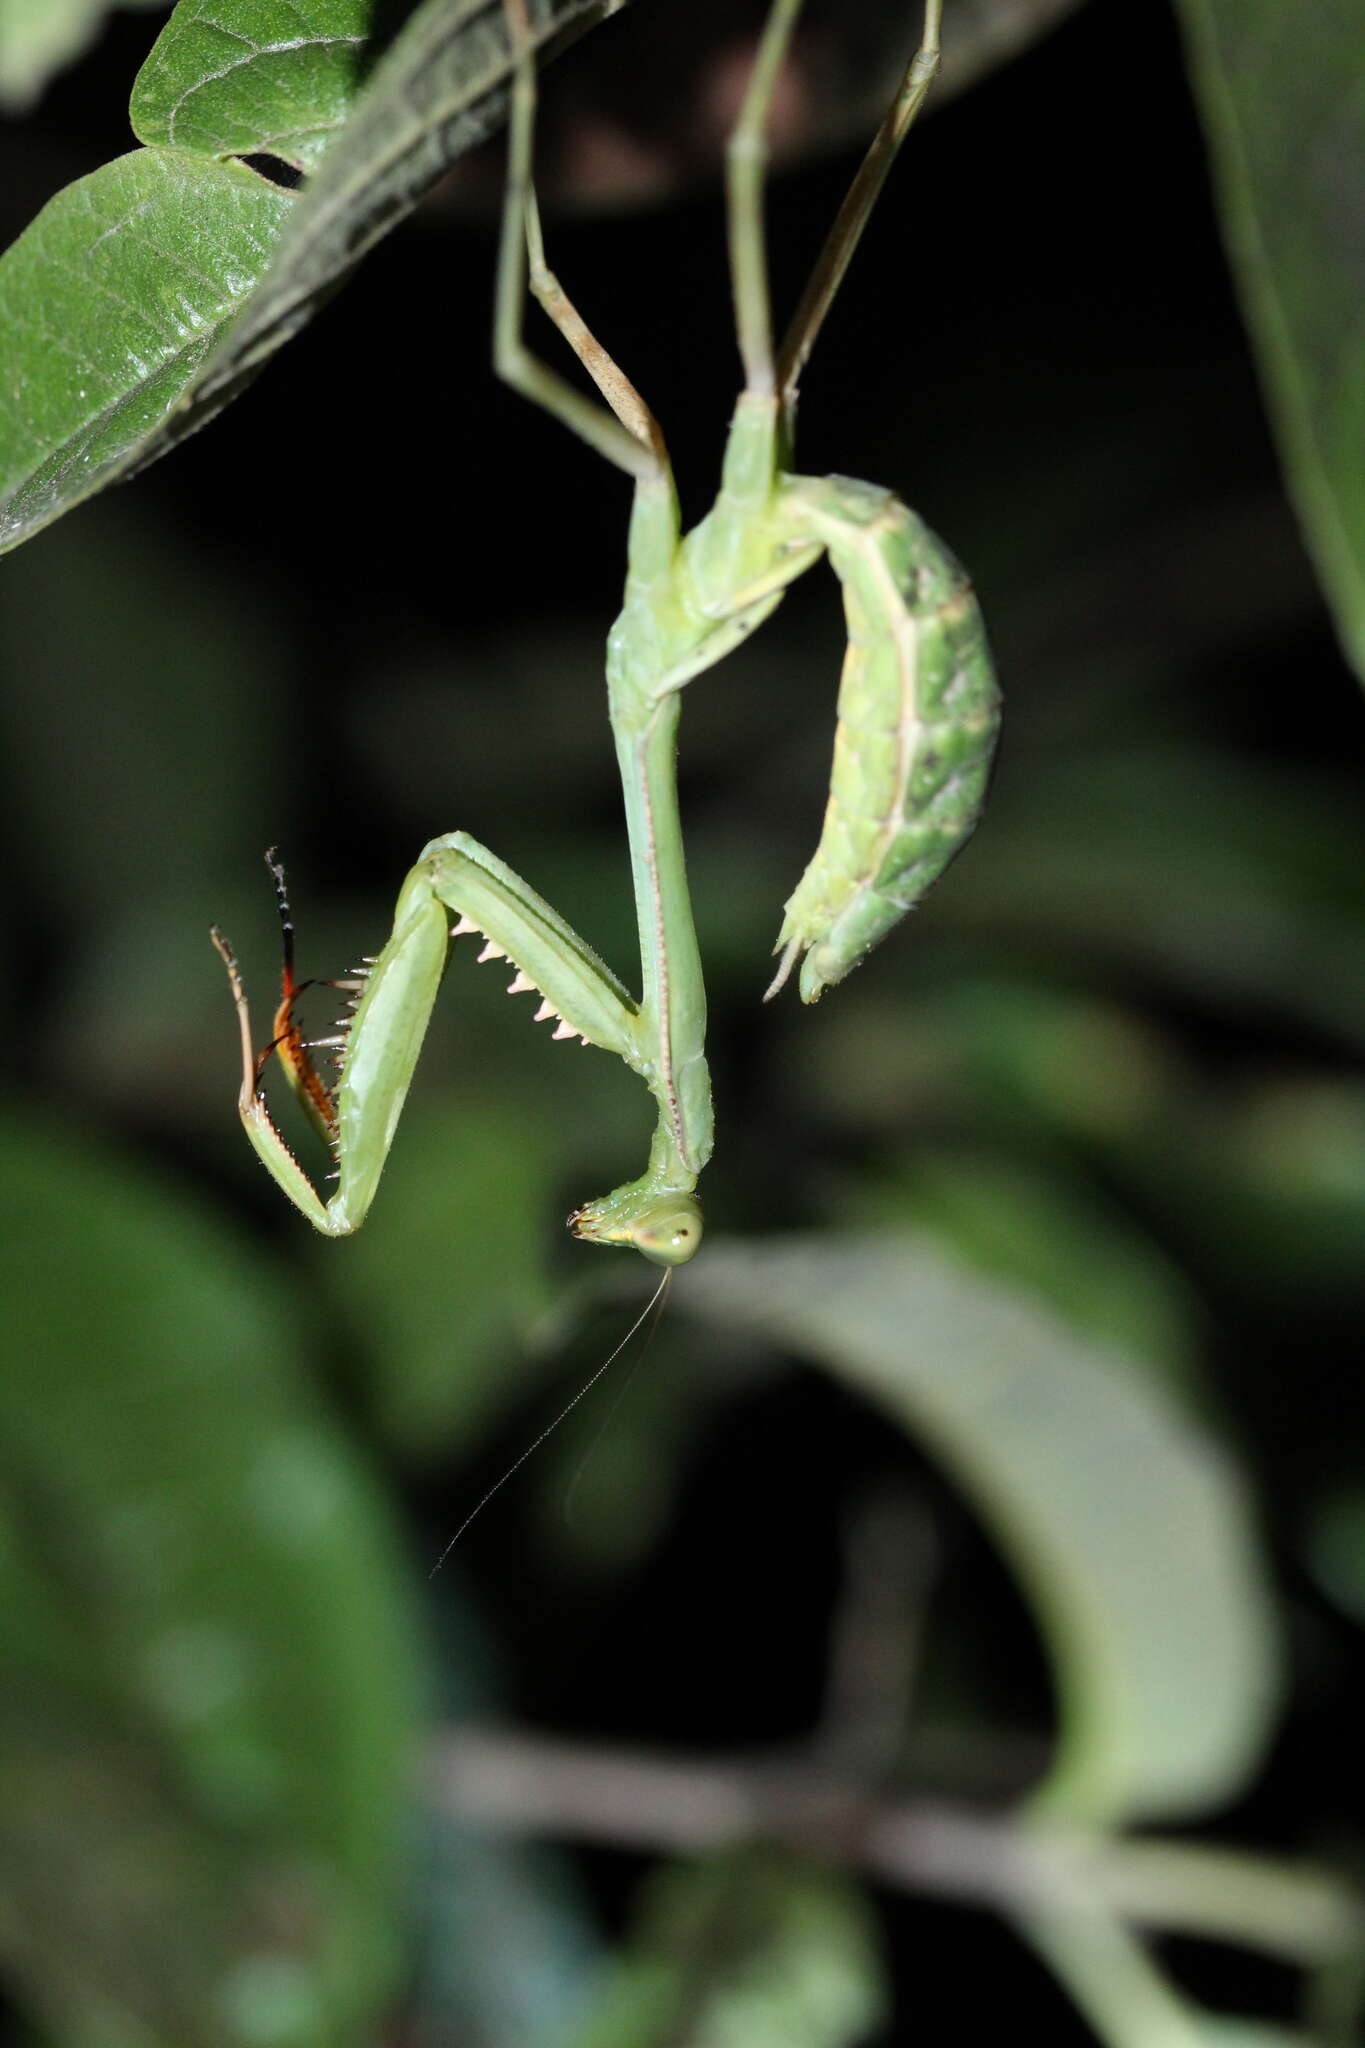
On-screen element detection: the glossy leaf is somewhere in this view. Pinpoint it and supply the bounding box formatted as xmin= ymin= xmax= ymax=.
xmin=684 ymin=1236 xmax=1280 ymax=1825
xmin=1176 ymin=0 xmax=1365 ymax=681
xmin=0 ymin=147 xmax=295 ymax=552
xmin=567 ymin=1851 xmax=885 ymax=2048
xmin=131 ymin=0 xmax=374 ymax=172
xmin=0 ymin=0 xmax=630 ymax=556
xmin=178 ymin=0 xmax=628 ymax=418
xmin=0 ymin=1109 xmax=417 ymax=2047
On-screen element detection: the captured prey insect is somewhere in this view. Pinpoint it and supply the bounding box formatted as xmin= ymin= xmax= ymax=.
xmin=212 ymin=0 xmax=999 ymax=1266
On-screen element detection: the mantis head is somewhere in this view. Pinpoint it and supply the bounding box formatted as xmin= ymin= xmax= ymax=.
xmin=569 ymin=1189 xmax=704 ymax=1266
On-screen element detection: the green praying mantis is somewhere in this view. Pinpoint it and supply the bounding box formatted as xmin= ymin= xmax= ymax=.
xmin=212 ymin=0 xmax=999 ymax=1267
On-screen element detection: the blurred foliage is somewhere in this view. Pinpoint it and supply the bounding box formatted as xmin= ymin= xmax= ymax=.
xmin=683 ymin=1236 xmax=1279 ymax=1826
xmin=1175 ymin=0 xmax=1365 ymax=683
xmin=0 ymin=0 xmax=1363 ymax=2045
xmin=0 ymin=1114 xmax=418 ymax=2046
xmin=0 ymin=2 xmax=165 ymax=113
xmin=563 ymin=1852 xmax=886 ymax=2048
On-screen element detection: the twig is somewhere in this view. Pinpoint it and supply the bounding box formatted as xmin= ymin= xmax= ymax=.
xmin=427 ymin=1724 xmax=1364 ymax=1967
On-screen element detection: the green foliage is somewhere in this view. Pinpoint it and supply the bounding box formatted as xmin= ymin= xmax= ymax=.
xmin=1175 ymin=0 xmax=1365 ymax=684
xmin=566 ymin=1853 xmax=885 ymax=2048
xmin=0 ymin=1 xmax=1363 ymax=2043
xmin=0 ymin=1112 xmax=418 ymax=2047
xmin=0 ymin=0 xmax=164 ymax=111
xmin=684 ymin=1237 xmax=1279 ymax=1825
xmin=0 ymin=149 xmax=294 ymax=554
xmin=0 ymin=0 xmax=630 ymax=554
xmin=131 ymin=1 xmax=375 ymax=171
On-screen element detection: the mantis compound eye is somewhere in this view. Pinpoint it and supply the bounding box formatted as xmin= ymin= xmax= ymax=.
xmin=631 ymin=1198 xmax=704 ymax=1267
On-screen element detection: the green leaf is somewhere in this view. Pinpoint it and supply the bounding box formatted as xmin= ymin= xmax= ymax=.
xmin=0 ymin=147 xmax=295 ymax=552
xmin=683 ymin=1236 xmax=1280 ymax=1825
xmin=1021 ymin=1902 xmax=1315 ymax=2048
xmin=1196 ymin=2027 xmax=1315 ymax=2047
xmin=951 ymin=751 xmax=1365 ymax=1049
xmin=131 ymin=0 xmax=375 ymax=172
xmin=0 ymin=0 xmax=631 ymax=556
xmin=0 ymin=0 xmax=164 ymax=111
xmin=566 ymin=1851 xmax=886 ymax=2048
xmin=178 ymin=0 xmax=630 ymax=420
xmin=1303 ymin=1487 xmax=1365 ymax=1626
xmin=1118 ymin=1074 xmax=1365 ymax=1306
xmin=1175 ymin=0 xmax=1365 ymax=680
xmin=0 ymin=1109 xmax=417 ymax=2048
xmin=843 ymin=1148 xmax=1198 ymax=1383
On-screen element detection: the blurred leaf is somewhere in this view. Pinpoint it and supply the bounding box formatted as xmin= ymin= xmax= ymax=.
xmin=844 ymin=1149 xmax=1198 ymax=1383
xmin=566 ymin=1850 xmax=885 ymax=2048
xmin=131 ymin=0 xmax=374 ymax=171
xmin=0 ymin=148 xmax=295 ymax=552
xmin=1303 ymin=1488 xmax=1365 ymax=1627
xmin=0 ymin=0 xmax=631 ymax=555
xmin=1117 ymin=1074 xmax=1365 ymax=1305
xmin=316 ymin=1089 xmax=556 ymax=1457
xmin=1196 ymin=2027 xmax=1313 ymax=2047
xmin=0 ymin=495 xmax=294 ymax=914
xmin=1022 ymin=1901 xmax=1314 ymax=2048
xmin=1175 ymin=0 xmax=1365 ymax=681
xmin=684 ymin=1236 xmax=1280 ymax=1825
xmin=805 ymin=974 xmax=1174 ymax=1147
xmin=412 ymin=1814 xmax=601 ymax=2047
xmin=0 ymin=1108 xmax=417 ymax=2047
xmin=0 ymin=0 xmax=165 ymax=111
xmin=953 ymin=752 xmax=1365 ymax=1047
xmin=1203 ymin=2023 xmax=1317 ymax=2039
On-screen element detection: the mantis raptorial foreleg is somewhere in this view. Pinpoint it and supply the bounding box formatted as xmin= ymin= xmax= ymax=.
xmin=214 ymin=0 xmax=998 ymax=1263
xmin=212 ymin=832 xmax=705 ymax=1262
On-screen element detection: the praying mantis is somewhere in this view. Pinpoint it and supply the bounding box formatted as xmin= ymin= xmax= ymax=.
xmin=212 ymin=0 xmax=999 ymax=1267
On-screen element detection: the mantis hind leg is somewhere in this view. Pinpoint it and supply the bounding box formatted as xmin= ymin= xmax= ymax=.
xmin=724 ymin=0 xmax=807 ymax=398
xmin=777 ymin=2 xmax=941 ymax=409
xmin=496 ymin=0 xmax=666 ymax=478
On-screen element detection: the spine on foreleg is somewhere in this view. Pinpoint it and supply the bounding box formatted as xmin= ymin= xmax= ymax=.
xmin=769 ymin=475 xmax=1000 ymax=1003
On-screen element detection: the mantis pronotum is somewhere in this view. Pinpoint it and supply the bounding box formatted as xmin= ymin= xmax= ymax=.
xmin=212 ymin=0 xmax=999 ymax=1266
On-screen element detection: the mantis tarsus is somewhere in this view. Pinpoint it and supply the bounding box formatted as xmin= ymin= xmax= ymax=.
xmin=212 ymin=0 xmax=999 ymax=1266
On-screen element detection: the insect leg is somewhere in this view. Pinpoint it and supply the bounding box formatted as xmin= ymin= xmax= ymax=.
xmin=210 ymin=923 xmax=338 ymax=1234
xmin=262 ymin=848 xmax=339 ymax=1148
xmin=777 ymin=0 xmax=942 ymax=416
xmin=725 ymin=0 xmax=807 ymax=399
xmin=420 ymin=833 xmax=703 ymax=1264
xmin=496 ymin=0 xmax=665 ymax=479
xmin=419 ymin=831 xmax=640 ymax=1065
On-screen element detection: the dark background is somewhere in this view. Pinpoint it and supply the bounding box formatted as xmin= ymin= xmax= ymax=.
xmin=1 ymin=0 xmax=1362 ymax=2038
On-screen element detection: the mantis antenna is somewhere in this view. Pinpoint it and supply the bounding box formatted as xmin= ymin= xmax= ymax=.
xmin=213 ymin=0 xmax=998 ymax=1259
xmin=428 ymin=1268 xmax=672 ymax=1571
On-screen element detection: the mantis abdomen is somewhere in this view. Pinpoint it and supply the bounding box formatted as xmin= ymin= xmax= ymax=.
xmin=769 ymin=475 xmax=1000 ymax=1003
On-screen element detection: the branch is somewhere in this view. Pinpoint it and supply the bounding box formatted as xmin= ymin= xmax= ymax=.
xmin=428 ymin=1724 xmax=1363 ymax=1968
